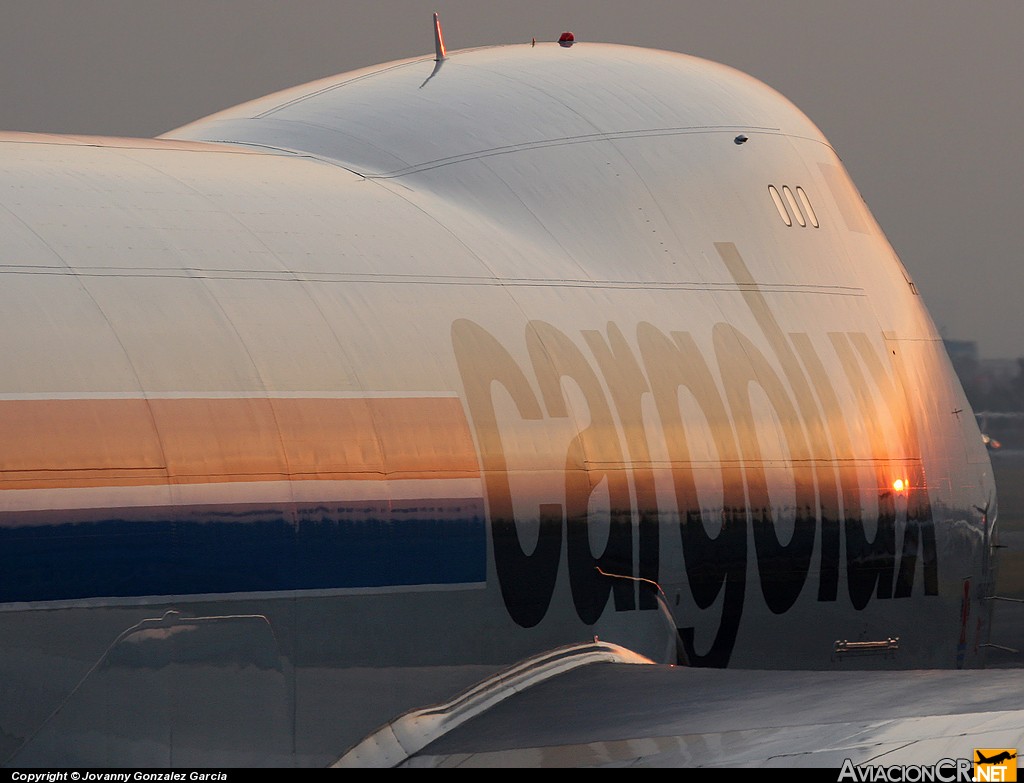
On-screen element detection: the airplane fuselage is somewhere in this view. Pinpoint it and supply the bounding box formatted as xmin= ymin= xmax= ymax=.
xmin=0 ymin=42 xmax=997 ymax=766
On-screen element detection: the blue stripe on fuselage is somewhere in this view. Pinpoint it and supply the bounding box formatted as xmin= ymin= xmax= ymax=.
xmin=0 ymin=498 xmax=486 ymax=603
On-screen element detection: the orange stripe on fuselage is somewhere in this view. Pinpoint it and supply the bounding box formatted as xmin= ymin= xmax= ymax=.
xmin=0 ymin=396 xmax=479 ymax=489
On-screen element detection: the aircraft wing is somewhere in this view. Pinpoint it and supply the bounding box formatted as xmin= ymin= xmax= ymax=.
xmin=398 ymin=663 xmax=1024 ymax=768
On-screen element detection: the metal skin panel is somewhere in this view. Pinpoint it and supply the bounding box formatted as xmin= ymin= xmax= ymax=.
xmin=0 ymin=42 xmax=998 ymax=766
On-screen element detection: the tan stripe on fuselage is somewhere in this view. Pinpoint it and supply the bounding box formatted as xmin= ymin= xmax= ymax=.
xmin=0 ymin=396 xmax=479 ymax=489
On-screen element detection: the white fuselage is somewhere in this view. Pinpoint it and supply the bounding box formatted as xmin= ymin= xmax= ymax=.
xmin=0 ymin=43 xmax=996 ymax=766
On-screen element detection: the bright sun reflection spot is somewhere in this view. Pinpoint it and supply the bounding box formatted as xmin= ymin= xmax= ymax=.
xmin=892 ymin=478 xmax=907 ymax=492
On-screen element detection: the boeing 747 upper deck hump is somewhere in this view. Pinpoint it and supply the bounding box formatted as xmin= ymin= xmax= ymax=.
xmin=0 ymin=19 xmax=1017 ymax=768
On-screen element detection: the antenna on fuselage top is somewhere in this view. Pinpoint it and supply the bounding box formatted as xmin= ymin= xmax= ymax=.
xmin=433 ymin=12 xmax=447 ymax=61
xmin=421 ymin=13 xmax=447 ymax=89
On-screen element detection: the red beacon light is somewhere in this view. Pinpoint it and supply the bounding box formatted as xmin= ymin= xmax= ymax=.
xmin=558 ymin=31 xmax=575 ymax=47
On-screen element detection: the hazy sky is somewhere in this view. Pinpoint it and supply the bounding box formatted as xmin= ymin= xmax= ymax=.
xmin=1 ymin=1 xmax=1021 ymax=357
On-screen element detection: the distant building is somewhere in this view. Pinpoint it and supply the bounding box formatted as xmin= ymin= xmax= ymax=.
xmin=944 ymin=339 xmax=978 ymax=364
xmin=980 ymin=358 xmax=1020 ymax=378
